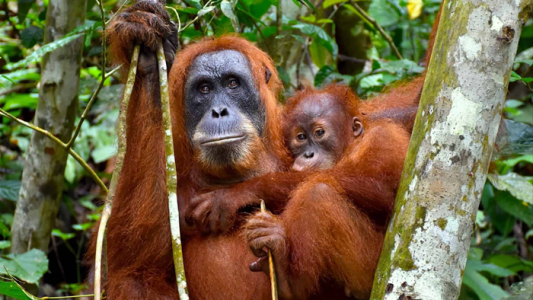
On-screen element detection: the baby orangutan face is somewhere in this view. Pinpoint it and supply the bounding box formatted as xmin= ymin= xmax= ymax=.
xmin=285 ymin=94 xmax=364 ymax=171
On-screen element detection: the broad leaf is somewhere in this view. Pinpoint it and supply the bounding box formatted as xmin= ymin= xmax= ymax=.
xmin=198 ymin=6 xmax=216 ymax=16
xmin=494 ymin=191 xmax=533 ymax=226
xmin=20 ymin=26 xmax=43 ymax=49
xmin=0 ymin=241 xmax=11 ymax=249
xmin=0 ymin=180 xmax=21 ymax=202
xmin=0 ymin=249 xmax=48 ymax=285
xmin=0 ymin=280 xmax=30 ymax=300
xmin=462 ymin=264 xmax=509 ymax=300
xmin=488 ymin=173 xmax=533 ymax=205
xmin=368 ymin=0 xmax=400 ymax=27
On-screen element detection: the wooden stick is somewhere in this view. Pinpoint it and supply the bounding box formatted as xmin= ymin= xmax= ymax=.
xmin=261 ymin=200 xmax=278 ymax=300
xmin=93 ymin=45 xmax=140 ymax=300
xmin=156 ymin=41 xmax=189 ymax=299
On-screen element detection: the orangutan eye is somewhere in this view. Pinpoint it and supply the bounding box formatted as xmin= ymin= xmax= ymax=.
xmin=199 ymin=83 xmax=211 ymax=94
xmin=315 ymin=128 xmax=325 ymax=137
xmin=228 ymin=78 xmax=239 ymax=89
xmin=296 ymin=133 xmax=307 ymax=141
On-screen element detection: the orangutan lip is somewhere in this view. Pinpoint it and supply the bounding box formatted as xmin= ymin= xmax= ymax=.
xmin=201 ymin=134 xmax=246 ymax=146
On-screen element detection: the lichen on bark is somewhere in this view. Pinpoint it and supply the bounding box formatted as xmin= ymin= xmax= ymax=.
xmin=370 ymin=0 xmax=530 ymax=299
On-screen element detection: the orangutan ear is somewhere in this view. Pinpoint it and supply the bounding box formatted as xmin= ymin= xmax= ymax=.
xmin=352 ymin=117 xmax=364 ymax=137
xmin=265 ymin=67 xmax=272 ymax=84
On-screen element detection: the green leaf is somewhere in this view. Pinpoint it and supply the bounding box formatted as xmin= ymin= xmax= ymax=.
xmin=20 ymin=26 xmax=43 ymax=48
xmin=0 ymin=221 xmax=9 ymax=238
xmin=308 ymin=39 xmax=330 ymax=68
xmin=1 ymin=93 xmax=38 ymax=111
xmin=221 ymin=0 xmax=237 ymax=20
xmin=488 ymin=173 xmax=533 ymax=205
xmin=0 ymin=249 xmax=48 ymax=284
xmin=314 ymin=65 xmax=335 ymax=87
xmin=0 ymin=280 xmax=31 ymax=300
xmin=488 ymin=255 xmax=533 ymax=273
xmin=359 ymin=73 xmax=398 ymax=88
xmin=276 ymin=66 xmax=290 ymax=85
xmin=5 ymin=33 xmax=84 ymax=70
xmin=91 ymin=145 xmax=116 ymax=164
xmin=220 ymin=0 xmax=239 ymax=31
xmin=368 ymin=0 xmax=400 ymax=27
xmin=0 ymin=69 xmax=40 ymax=90
xmin=510 ymin=71 xmax=521 ymax=82
xmin=51 ymin=229 xmax=75 ymax=241
xmin=17 ymin=0 xmax=36 ymax=23
xmin=494 ymin=191 xmax=533 ymax=226
xmin=292 ymin=23 xmax=338 ymax=57
xmin=466 ymin=260 xmax=515 ymax=277
xmin=72 ymin=223 xmax=92 ymax=231
xmin=0 ymin=241 xmax=11 ymax=249
xmin=0 ymin=180 xmax=21 ymax=202
xmin=197 ymin=5 xmax=216 ymax=16
xmin=462 ymin=264 xmax=509 ymax=300
xmin=322 ymin=0 xmax=347 ymax=8
xmin=514 ymin=59 xmax=533 ymax=66
xmin=378 ymin=59 xmax=425 ymax=75
xmin=300 ymin=15 xmax=316 ymax=23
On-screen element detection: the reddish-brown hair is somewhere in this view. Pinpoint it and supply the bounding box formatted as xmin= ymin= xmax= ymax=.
xmin=169 ymin=35 xmax=288 ymax=177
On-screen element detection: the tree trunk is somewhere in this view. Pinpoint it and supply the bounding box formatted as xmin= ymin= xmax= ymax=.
xmin=370 ymin=0 xmax=531 ymax=299
xmin=10 ymin=0 xmax=87 ymax=254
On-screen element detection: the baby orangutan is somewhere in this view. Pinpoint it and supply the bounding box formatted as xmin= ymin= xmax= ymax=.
xmin=286 ymin=87 xmax=364 ymax=172
xmin=243 ymin=85 xmax=410 ymax=299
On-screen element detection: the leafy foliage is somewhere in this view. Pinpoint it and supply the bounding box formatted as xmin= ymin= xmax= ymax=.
xmin=0 ymin=0 xmax=531 ymax=299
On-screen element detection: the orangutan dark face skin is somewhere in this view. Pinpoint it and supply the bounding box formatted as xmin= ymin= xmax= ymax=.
xmin=184 ymin=50 xmax=267 ymax=168
xmin=286 ymin=95 xmax=364 ymax=171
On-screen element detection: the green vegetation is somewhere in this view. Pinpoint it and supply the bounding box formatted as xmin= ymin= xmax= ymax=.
xmin=0 ymin=0 xmax=531 ymax=299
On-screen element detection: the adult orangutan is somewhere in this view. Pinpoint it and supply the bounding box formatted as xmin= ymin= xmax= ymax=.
xmin=85 ymin=1 xmax=292 ymax=299
xmin=85 ymin=0 xmax=443 ymax=298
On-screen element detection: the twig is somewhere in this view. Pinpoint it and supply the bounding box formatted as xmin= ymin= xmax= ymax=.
xmin=66 ymin=0 xmax=109 ymax=149
xmin=179 ymin=0 xmax=213 ymax=32
xmin=261 ymin=200 xmax=278 ymax=300
xmin=349 ymin=1 xmax=403 ymax=60
xmin=93 ymin=45 xmax=140 ymax=300
xmin=0 ymin=82 xmax=37 ymax=96
xmin=156 ymin=40 xmax=189 ymax=300
xmin=107 ymin=0 xmax=131 ymax=25
xmin=167 ymin=6 xmax=182 ymax=32
xmin=0 ymin=108 xmax=108 ymax=193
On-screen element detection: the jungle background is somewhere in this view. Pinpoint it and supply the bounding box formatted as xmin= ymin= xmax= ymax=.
xmin=0 ymin=0 xmax=531 ymax=299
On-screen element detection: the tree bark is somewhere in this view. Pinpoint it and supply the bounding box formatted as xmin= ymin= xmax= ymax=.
xmin=370 ymin=0 xmax=532 ymax=299
xmin=10 ymin=0 xmax=87 ymax=254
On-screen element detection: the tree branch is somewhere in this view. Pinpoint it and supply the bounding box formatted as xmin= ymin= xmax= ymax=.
xmin=349 ymin=1 xmax=403 ymax=60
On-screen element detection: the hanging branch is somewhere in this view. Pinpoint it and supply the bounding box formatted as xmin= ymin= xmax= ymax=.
xmin=0 ymin=108 xmax=108 ymax=193
xmin=348 ymin=1 xmax=403 ymax=60
xmin=156 ymin=42 xmax=189 ymax=299
xmin=261 ymin=200 xmax=278 ymax=300
xmin=93 ymin=45 xmax=140 ymax=300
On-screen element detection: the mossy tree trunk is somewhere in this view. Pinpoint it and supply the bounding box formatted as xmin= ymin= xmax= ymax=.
xmin=370 ymin=0 xmax=532 ymax=299
xmin=10 ymin=0 xmax=87 ymax=254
